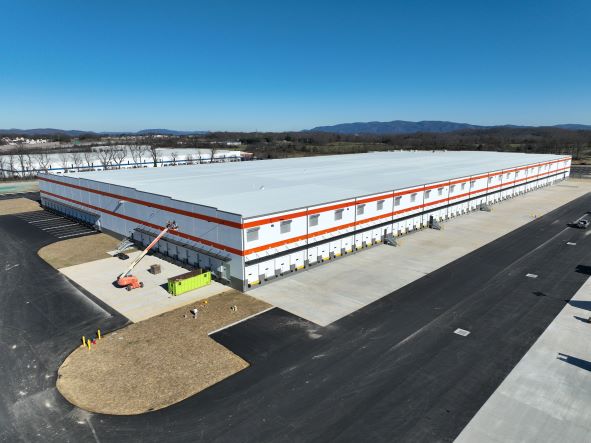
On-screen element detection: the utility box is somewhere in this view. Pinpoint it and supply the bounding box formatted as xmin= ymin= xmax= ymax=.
xmin=167 ymin=269 xmax=211 ymax=296
xmin=149 ymin=264 xmax=161 ymax=275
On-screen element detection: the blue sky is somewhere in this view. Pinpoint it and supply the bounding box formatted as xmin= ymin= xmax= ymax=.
xmin=1 ymin=0 xmax=589 ymax=131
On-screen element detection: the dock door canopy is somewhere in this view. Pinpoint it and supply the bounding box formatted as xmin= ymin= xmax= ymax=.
xmin=42 ymin=197 xmax=100 ymax=227
xmin=133 ymin=228 xmax=231 ymax=279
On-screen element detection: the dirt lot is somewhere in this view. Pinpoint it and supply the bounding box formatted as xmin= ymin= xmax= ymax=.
xmin=57 ymin=290 xmax=271 ymax=415
xmin=0 ymin=198 xmax=41 ymax=215
xmin=38 ymin=233 xmax=126 ymax=269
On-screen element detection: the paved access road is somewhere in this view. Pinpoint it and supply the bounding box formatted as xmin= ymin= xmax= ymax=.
xmin=0 ymin=191 xmax=39 ymax=201
xmin=0 ymin=206 xmax=128 ymax=442
xmin=2 ymin=193 xmax=591 ymax=442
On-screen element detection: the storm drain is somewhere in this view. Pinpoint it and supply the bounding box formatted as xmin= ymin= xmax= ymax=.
xmin=454 ymin=328 xmax=471 ymax=337
xmin=526 ymin=273 xmax=538 ymax=278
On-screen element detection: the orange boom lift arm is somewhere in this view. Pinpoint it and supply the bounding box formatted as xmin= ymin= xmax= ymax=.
xmin=117 ymin=221 xmax=178 ymax=291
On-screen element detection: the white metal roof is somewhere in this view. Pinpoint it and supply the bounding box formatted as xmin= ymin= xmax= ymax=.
xmin=62 ymin=151 xmax=566 ymax=218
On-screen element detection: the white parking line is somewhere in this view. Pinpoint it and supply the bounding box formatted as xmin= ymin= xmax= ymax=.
xmin=34 ymin=220 xmax=71 ymax=226
xmin=57 ymin=231 xmax=94 ymax=239
xmin=52 ymin=230 xmax=91 ymax=236
xmin=42 ymin=223 xmax=80 ymax=231
xmin=28 ymin=217 xmax=64 ymax=224
xmin=19 ymin=214 xmax=46 ymax=220
xmin=53 ymin=226 xmax=92 ymax=232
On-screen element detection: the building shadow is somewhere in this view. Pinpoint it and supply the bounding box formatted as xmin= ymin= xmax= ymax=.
xmin=573 ymin=315 xmax=591 ymax=323
xmin=575 ymin=265 xmax=591 ymax=275
xmin=557 ymin=353 xmax=591 ymax=372
xmin=569 ymin=300 xmax=591 ymax=312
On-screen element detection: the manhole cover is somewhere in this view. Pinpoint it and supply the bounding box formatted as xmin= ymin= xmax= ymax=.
xmin=526 ymin=273 xmax=538 ymax=278
xmin=454 ymin=328 xmax=471 ymax=337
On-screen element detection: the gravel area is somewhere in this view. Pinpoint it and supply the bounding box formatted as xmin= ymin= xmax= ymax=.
xmin=38 ymin=233 xmax=124 ymax=269
xmin=57 ymin=290 xmax=271 ymax=415
xmin=0 ymin=197 xmax=41 ymax=215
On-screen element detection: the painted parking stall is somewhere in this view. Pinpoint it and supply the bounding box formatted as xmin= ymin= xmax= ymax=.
xmin=17 ymin=210 xmax=97 ymax=239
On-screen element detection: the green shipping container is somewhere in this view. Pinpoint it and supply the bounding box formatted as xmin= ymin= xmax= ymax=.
xmin=167 ymin=269 xmax=211 ymax=296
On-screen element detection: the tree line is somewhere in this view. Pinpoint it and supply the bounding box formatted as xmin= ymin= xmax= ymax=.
xmin=199 ymin=127 xmax=591 ymax=160
xmin=1 ymin=127 xmax=589 ymax=179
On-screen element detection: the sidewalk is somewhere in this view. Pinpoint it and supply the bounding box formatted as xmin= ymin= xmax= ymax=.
xmin=456 ymin=277 xmax=591 ymax=442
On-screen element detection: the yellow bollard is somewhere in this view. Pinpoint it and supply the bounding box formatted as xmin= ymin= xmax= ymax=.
xmin=97 ymin=329 xmax=101 ymax=340
xmin=82 ymin=336 xmax=86 ymax=347
xmin=87 ymin=340 xmax=91 ymax=350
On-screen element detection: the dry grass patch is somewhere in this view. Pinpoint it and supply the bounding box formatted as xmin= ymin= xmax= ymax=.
xmin=39 ymin=233 xmax=127 ymax=269
xmin=57 ymin=290 xmax=271 ymax=415
xmin=0 ymin=198 xmax=40 ymax=215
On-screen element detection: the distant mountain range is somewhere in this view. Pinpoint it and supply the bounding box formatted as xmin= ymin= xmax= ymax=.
xmin=309 ymin=120 xmax=591 ymax=134
xmin=0 ymin=128 xmax=207 ymax=136
xmin=1 ymin=121 xmax=591 ymax=137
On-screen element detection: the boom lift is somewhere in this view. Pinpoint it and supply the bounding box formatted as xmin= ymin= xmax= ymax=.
xmin=117 ymin=221 xmax=178 ymax=291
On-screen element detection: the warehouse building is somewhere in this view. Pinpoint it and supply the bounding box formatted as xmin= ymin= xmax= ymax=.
xmin=38 ymin=151 xmax=571 ymax=291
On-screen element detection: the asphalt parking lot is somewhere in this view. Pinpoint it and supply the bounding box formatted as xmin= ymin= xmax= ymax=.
xmin=2 ymin=190 xmax=591 ymax=442
xmin=16 ymin=209 xmax=97 ymax=239
xmin=0 ymin=191 xmax=39 ymax=201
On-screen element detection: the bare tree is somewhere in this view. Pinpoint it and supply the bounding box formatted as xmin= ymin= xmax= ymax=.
xmin=169 ymin=151 xmax=178 ymax=166
xmin=184 ymin=153 xmax=194 ymax=165
xmin=83 ymin=150 xmax=96 ymax=169
xmin=147 ymin=145 xmax=160 ymax=167
xmin=25 ymin=154 xmax=34 ymax=175
xmin=70 ymin=152 xmax=83 ymax=171
xmin=0 ymin=157 xmax=6 ymax=178
xmin=7 ymin=154 xmax=16 ymax=177
xmin=34 ymin=152 xmax=52 ymax=173
xmin=208 ymin=144 xmax=218 ymax=163
xmin=111 ymin=146 xmax=127 ymax=168
xmin=15 ymin=142 xmax=28 ymax=176
xmin=58 ymin=152 xmax=70 ymax=171
xmin=95 ymin=147 xmax=113 ymax=169
xmin=129 ymin=144 xmax=146 ymax=167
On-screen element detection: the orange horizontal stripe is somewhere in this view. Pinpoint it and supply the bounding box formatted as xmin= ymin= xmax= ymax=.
xmin=355 ymin=193 xmax=394 ymax=205
xmin=41 ymin=158 xmax=570 ymax=234
xmin=40 ymin=190 xmax=243 ymax=256
xmin=243 ymin=158 xmax=569 ymax=227
xmin=245 ymin=166 xmax=569 ymax=255
xmin=38 ymin=176 xmax=243 ymax=229
xmin=42 ymin=164 xmax=569 ymax=258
